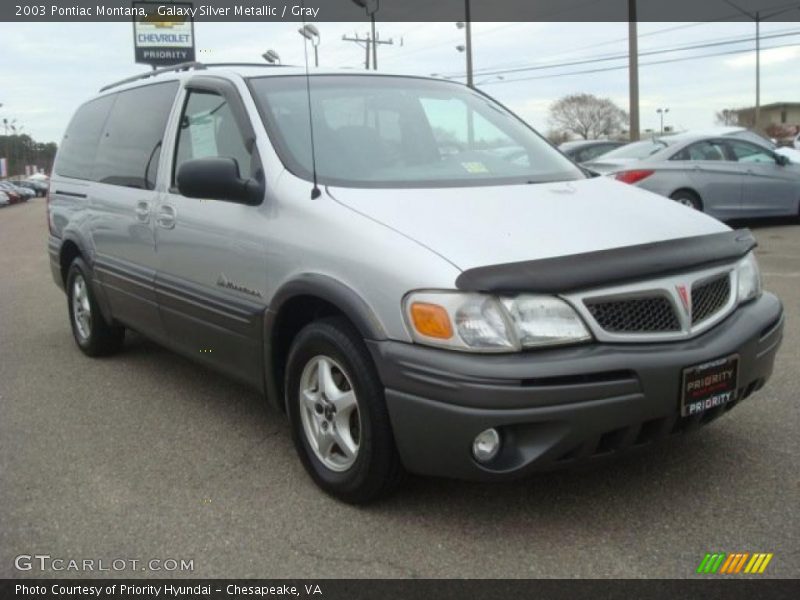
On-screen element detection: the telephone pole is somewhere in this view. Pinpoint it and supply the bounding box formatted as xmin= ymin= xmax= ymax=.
xmin=342 ymin=32 xmax=393 ymax=70
xmin=628 ymin=0 xmax=640 ymax=141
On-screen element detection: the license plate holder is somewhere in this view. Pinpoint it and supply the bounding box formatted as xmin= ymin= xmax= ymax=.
xmin=681 ymin=354 xmax=739 ymax=417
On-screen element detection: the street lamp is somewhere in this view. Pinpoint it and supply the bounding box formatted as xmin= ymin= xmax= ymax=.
xmin=261 ymin=49 xmax=281 ymax=64
xmin=657 ymin=108 xmax=670 ymax=135
xmin=723 ymin=0 xmax=800 ymax=130
xmin=298 ymin=24 xmax=321 ymax=67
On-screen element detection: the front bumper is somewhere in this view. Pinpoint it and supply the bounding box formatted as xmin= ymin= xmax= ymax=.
xmin=368 ymin=292 xmax=784 ymax=481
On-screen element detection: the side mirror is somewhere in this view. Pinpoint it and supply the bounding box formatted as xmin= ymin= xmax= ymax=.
xmin=775 ymin=154 xmax=790 ymax=166
xmin=176 ymin=157 xmax=262 ymax=205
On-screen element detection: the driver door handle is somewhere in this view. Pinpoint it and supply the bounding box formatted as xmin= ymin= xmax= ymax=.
xmin=156 ymin=204 xmax=177 ymax=230
xmin=135 ymin=201 xmax=151 ymax=223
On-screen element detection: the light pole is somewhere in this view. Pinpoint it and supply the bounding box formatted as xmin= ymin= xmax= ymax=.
xmin=657 ymin=108 xmax=669 ymax=134
xmin=723 ymin=1 xmax=800 ymax=130
xmin=261 ymin=49 xmax=281 ymax=64
xmin=298 ymin=24 xmax=321 ymax=67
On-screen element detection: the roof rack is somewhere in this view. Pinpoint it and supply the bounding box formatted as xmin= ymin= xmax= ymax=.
xmin=99 ymin=62 xmax=289 ymax=92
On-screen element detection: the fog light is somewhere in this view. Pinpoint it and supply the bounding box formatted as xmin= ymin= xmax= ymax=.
xmin=472 ymin=428 xmax=501 ymax=463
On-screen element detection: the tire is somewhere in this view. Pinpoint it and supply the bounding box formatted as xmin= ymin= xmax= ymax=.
xmin=670 ymin=190 xmax=702 ymax=211
xmin=285 ymin=317 xmax=404 ymax=504
xmin=66 ymin=257 xmax=125 ymax=357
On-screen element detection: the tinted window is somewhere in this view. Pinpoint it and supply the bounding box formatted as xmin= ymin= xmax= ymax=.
xmin=93 ymin=82 xmax=178 ymax=189
xmin=249 ymin=75 xmax=583 ymax=188
xmin=174 ymin=90 xmax=252 ymax=183
xmin=55 ymin=95 xmax=116 ymax=180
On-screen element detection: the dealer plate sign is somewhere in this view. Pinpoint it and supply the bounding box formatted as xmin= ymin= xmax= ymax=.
xmin=133 ymin=1 xmax=195 ymax=67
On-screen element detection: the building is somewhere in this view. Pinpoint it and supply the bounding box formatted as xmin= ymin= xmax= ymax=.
xmin=735 ymin=102 xmax=800 ymax=130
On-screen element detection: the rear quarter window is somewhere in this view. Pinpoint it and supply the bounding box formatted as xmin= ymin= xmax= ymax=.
xmin=54 ymin=94 xmax=116 ymax=180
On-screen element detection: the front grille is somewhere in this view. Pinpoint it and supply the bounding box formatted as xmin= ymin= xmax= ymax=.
xmin=585 ymin=295 xmax=680 ymax=333
xmin=691 ymin=274 xmax=731 ymax=325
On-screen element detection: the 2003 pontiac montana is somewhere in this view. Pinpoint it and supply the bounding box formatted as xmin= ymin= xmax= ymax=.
xmin=47 ymin=63 xmax=784 ymax=503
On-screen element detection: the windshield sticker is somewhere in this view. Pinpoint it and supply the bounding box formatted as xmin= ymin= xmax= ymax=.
xmin=189 ymin=114 xmax=218 ymax=158
xmin=461 ymin=162 xmax=489 ymax=174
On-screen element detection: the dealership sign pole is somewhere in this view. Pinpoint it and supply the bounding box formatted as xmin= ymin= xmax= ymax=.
xmin=132 ymin=1 xmax=196 ymax=68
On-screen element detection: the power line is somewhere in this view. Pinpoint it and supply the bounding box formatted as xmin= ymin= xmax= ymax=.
xmin=445 ymin=29 xmax=800 ymax=79
xmin=483 ymin=40 xmax=800 ymax=85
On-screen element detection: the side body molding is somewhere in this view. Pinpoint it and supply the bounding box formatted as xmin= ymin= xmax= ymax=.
xmin=263 ymin=274 xmax=388 ymax=411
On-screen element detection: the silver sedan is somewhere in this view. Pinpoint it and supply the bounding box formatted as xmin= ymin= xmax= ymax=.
xmin=585 ymin=135 xmax=800 ymax=221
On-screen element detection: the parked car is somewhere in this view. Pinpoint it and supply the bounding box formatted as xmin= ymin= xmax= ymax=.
xmin=48 ymin=65 xmax=783 ymax=503
xmin=0 ymin=181 xmax=24 ymax=204
xmin=16 ymin=180 xmax=47 ymax=197
xmin=0 ymin=191 xmax=9 ymax=207
xmin=6 ymin=182 xmax=36 ymax=200
xmin=559 ymin=139 xmax=626 ymax=163
xmin=585 ymin=135 xmax=800 ymax=220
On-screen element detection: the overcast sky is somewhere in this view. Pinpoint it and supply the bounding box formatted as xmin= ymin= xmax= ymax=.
xmin=0 ymin=20 xmax=798 ymax=143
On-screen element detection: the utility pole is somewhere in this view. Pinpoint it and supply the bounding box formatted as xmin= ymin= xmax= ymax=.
xmin=342 ymin=32 xmax=393 ymax=70
xmin=463 ymin=1 xmax=474 ymax=88
xmin=628 ymin=0 xmax=640 ymax=141
xmin=723 ymin=1 xmax=800 ymax=131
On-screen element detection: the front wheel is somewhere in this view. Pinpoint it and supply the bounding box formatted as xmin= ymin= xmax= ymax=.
xmin=285 ymin=317 xmax=403 ymax=503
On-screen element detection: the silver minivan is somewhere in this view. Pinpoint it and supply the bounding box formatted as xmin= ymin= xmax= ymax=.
xmin=48 ymin=64 xmax=784 ymax=503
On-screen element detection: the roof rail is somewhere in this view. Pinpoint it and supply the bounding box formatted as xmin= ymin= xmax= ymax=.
xmin=99 ymin=62 xmax=206 ymax=92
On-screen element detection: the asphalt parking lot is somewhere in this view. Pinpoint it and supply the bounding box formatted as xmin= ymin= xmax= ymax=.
xmin=1 ymin=198 xmax=798 ymax=579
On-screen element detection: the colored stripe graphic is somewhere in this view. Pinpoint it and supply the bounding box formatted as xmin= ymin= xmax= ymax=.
xmin=697 ymin=553 xmax=727 ymax=573
xmin=744 ymin=553 xmax=774 ymax=574
xmin=701 ymin=552 xmax=774 ymax=575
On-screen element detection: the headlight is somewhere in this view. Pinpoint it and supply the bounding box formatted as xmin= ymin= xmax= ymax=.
xmin=736 ymin=252 xmax=762 ymax=303
xmin=404 ymin=291 xmax=592 ymax=352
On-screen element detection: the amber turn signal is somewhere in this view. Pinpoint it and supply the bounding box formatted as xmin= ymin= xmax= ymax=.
xmin=410 ymin=302 xmax=453 ymax=339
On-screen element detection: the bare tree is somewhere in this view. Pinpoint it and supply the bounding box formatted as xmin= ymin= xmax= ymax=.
xmin=715 ymin=109 xmax=740 ymax=126
xmin=548 ymin=94 xmax=628 ymax=140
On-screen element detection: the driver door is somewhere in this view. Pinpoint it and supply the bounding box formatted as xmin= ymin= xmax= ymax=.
xmin=154 ymin=78 xmax=268 ymax=389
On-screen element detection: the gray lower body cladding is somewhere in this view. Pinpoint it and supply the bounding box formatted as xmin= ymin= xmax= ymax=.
xmin=368 ymin=292 xmax=783 ymax=481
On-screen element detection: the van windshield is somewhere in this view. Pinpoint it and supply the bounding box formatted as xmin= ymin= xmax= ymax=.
xmin=248 ymin=75 xmax=584 ymax=188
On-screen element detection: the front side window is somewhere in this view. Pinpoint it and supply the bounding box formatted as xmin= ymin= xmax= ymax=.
xmin=174 ymin=90 xmax=252 ymax=184
xmin=727 ymin=141 xmax=775 ymax=164
xmin=248 ymin=75 xmax=583 ymax=188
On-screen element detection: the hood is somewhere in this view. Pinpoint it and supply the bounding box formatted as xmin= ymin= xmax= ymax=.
xmin=327 ymin=177 xmax=729 ymax=271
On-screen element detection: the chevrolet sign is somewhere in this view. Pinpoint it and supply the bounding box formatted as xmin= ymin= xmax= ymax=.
xmin=132 ymin=1 xmax=195 ymax=67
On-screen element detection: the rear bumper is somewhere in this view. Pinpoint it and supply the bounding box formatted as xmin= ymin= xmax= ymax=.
xmin=368 ymin=292 xmax=784 ymax=481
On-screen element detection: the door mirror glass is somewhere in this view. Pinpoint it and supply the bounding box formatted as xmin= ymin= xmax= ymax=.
xmin=776 ymin=154 xmax=790 ymax=166
xmin=176 ymin=157 xmax=260 ymax=205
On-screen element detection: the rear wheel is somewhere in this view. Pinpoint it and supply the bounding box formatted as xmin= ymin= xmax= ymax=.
xmin=670 ymin=190 xmax=702 ymax=211
xmin=66 ymin=257 xmax=125 ymax=357
xmin=285 ymin=317 xmax=403 ymax=503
